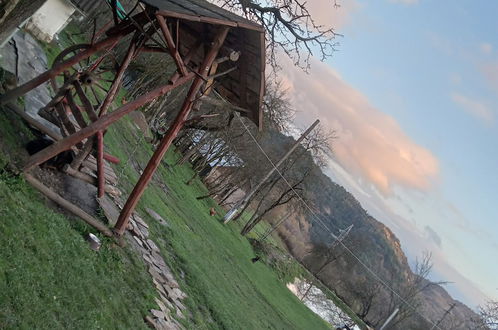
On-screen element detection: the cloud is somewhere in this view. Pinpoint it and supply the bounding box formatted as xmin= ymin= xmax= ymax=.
xmin=280 ymin=57 xmax=439 ymax=196
xmin=451 ymin=92 xmax=494 ymax=123
xmin=306 ymin=0 xmax=361 ymax=30
xmin=480 ymin=43 xmax=493 ymax=55
xmin=424 ymin=225 xmax=442 ymax=248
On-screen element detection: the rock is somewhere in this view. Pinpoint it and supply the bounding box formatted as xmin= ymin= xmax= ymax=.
xmin=142 ymin=252 xmax=153 ymax=265
xmin=97 ymin=195 xmax=121 ymax=226
xmin=144 ymin=315 xmax=156 ymax=328
xmin=149 ymin=266 xmax=165 ymax=284
xmin=164 ymin=320 xmax=182 ymax=330
xmin=146 ymin=208 xmax=169 ymax=226
xmin=155 ymin=297 xmax=168 ymax=313
xmin=163 ymin=285 xmax=178 ymax=300
xmin=173 ymin=288 xmax=187 ymax=300
xmin=153 ymin=278 xmax=167 ymax=296
xmin=151 ymin=250 xmax=166 ymax=266
xmin=159 ymin=291 xmax=173 ymax=307
xmin=150 ymin=309 xmax=165 ymax=319
xmin=133 ymin=213 xmax=149 ymax=229
xmin=174 ymin=299 xmax=187 ymax=311
xmin=176 ymin=307 xmax=185 ymax=319
xmin=146 ymin=239 xmax=160 ymax=252
xmin=132 ymin=235 xmax=144 ymax=248
xmin=137 ymin=223 xmax=149 ymax=237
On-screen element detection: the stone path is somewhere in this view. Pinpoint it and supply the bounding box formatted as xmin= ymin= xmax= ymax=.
xmin=111 ymin=197 xmax=189 ymax=330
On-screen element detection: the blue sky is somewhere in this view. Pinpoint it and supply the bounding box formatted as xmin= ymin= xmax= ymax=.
xmin=279 ymin=0 xmax=497 ymax=308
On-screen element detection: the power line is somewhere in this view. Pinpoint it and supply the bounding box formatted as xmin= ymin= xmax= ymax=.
xmin=233 ymin=112 xmax=442 ymax=330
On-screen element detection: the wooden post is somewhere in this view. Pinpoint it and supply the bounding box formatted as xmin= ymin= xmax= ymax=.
xmin=156 ymin=14 xmax=188 ymax=76
xmin=22 ymin=72 xmax=196 ymax=172
xmin=113 ymin=27 xmax=230 ymax=235
xmin=98 ymin=42 xmax=137 ymax=116
xmin=96 ymin=130 xmax=105 ymax=198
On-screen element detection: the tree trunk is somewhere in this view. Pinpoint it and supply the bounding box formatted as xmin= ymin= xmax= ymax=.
xmin=0 ymin=0 xmax=45 ymax=45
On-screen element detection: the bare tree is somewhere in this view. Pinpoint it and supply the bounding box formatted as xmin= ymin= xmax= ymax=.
xmin=218 ymin=0 xmax=341 ymax=69
xmin=473 ymin=301 xmax=498 ymax=330
xmin=263 ymin=79 xmax=295 ymax=132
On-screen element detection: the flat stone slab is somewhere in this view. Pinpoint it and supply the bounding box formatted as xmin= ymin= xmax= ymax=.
xmin=146 ymin=208 xmax=169 ymax=227
xmin=97 ymin=195 xmax=121 ymax=226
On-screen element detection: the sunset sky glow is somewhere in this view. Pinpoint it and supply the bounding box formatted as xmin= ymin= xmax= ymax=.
xmin=280 ymin=0 xmax=498 ymax=308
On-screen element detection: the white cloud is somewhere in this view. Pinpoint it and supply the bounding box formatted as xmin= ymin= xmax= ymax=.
xmin=281 ymin=56 xmax=439 ymax=196
xmin=451 ymin=92 xmax=494 ymax=123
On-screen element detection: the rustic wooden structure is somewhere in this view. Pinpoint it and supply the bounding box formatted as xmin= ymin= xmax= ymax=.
xmin=0 ymin=0 xmax=265 ymax=236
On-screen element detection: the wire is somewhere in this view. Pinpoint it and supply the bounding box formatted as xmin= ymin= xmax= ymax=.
xmin=233 ymin=112 xmax=442 ymax=330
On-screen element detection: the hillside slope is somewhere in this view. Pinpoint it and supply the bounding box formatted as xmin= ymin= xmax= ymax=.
xmin=253 ymin=130 xmax=479 ymax=329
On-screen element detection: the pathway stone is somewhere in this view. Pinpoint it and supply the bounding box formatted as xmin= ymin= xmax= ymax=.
xmin=146 ymin=208 xmax=170 ymax=227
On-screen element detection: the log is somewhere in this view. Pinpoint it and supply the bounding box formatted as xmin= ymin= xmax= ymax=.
xmin=24 ymin=173 xmax=113 ymax=237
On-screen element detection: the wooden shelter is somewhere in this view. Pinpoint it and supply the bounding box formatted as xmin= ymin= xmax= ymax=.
xmin=0 ymin=0 xmax=265 ymax=236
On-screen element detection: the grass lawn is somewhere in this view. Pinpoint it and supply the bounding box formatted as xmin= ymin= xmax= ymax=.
xmin=104 ymin=115 xmax=331 ymax=329
xmin=0 ymin=109 xmax=156 ymax=329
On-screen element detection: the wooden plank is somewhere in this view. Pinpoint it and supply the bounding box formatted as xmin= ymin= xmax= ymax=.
xmin=24 ymin=173 xmax=113 ymax=237
xmin=96 ymin=130 xmax=105 ymax=198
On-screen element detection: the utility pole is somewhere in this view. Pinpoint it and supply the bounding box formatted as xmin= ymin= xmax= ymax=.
xmin=379 ymin=308 xmax=399 ymax=330
xmin=430 ymin=303 xmax=456 ymax=330
xmin=223 ymin=119 xmax=320 ymax=224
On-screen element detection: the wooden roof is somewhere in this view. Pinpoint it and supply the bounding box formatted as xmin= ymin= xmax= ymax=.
xmin=142 ymin=0 xmax=265 ymax=129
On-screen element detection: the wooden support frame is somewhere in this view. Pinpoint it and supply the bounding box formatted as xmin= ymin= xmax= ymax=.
xmin=96 ymin=131 xmax=105 ymax=198
xmin=3 ymin=2 xmax=265 ymax=239
xmin=98 ymin=41 xmax=137 ymax=117
xmin=113 ymin=26 xmax=231 ymax=235
xmin=22 ymin=72 xmax=196 ymax=172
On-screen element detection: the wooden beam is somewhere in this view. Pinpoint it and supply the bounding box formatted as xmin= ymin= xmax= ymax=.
xmin=24 ymin=173 xmax=113 ymax=237
xmin=156 ymin=14 xmax=188 ymax=76
xmin=98 ymin=41 xmax=136 ymax=117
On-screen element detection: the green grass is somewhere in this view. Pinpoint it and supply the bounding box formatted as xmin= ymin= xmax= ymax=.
xmin=0 ymin=23 xmax=342 ymax=329
xmin=0 ymin=109 xmax=157 ymax=329
xmin=103 ymin=116 xmax=331 ymax=329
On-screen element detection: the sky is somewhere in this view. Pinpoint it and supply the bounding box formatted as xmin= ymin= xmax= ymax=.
xmin=277 ymin=0 xmax=498 ymax=308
